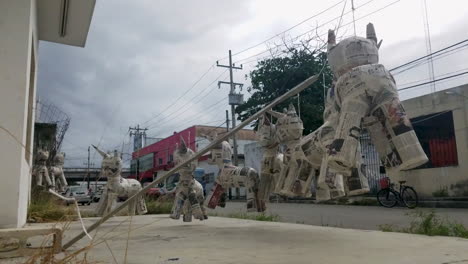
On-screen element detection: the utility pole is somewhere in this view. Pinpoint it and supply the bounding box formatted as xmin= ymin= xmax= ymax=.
xmin=217 ymin=50 xmax=244 ymax=200
xmin=129 ymin=125 xmax=148 ymax=151
xmin=87 ymin=146 xmax=90 ymax=189
xmin=217 ymin=50 xmax=243 ymax=166
xmin=225 ymin=109 xmax=232 ymax=200
xmin=83 ymin=146 xmax=94 ymax=189
xmin=225 ymin=110 xmax=230 ymax=132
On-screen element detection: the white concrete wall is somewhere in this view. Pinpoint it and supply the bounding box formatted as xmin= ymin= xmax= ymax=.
xmin=401 ymin=86 xmax=468 ymax=197
xmin=0 ymin=0 xmax=37 ymax=228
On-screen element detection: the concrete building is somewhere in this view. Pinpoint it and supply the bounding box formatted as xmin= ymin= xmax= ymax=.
xmin=400 ymin=85 xmax=468 ymax=197
xmin=0 ymin=0 xmax=96 ymax=228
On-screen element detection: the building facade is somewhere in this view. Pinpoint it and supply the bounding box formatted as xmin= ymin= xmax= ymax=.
xmin=130 ymin=125 xmax=256 ymax=195
xmin=398 ymin=85 xmax=468 ymax=197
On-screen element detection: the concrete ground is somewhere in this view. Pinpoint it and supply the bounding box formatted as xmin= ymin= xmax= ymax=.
xmin=9 ymin=214 xmax=468 ymax=264
xmin=212 ymin=202 xmax=468 ymax=230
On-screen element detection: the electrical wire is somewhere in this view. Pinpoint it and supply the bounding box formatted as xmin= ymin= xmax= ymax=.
xmin=141 ymin=64 xmax=216 ymax=126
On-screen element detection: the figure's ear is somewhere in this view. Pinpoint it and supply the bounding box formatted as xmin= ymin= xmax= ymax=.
xmin=92 ymin=144 xmax=110 ymax=158
xmin=179 ymin=136 xmax=188 ymax=152
xmin=366 ymin=23 xmax=378 ymax=45
xmin=327 ymin=29 xmax=336 ymax=51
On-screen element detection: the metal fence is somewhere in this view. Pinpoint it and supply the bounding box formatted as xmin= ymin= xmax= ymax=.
xmin=359 ymin=133 xmax=386 ymax=194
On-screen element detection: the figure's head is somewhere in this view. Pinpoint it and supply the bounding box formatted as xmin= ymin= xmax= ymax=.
xmin=256 ymin=114 xmax=277 ymax=147
xmin=276 ymin=104 xmax=303 ymax=142
xmin=327 ymin=23 xmax=380 ymax=77
xmin=36 ymin=149 xmax=49 ymax=161
xmin=174 ymin=137 xmax=197 ymax=169
xmin=93 ymin=145 xmax=122 ymax=178
xmin=53 ymin=152 xmax=65 ymax=165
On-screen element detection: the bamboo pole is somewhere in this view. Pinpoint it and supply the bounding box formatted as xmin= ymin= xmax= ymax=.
xmin=63 ymin=74 xmax=319 ymax=250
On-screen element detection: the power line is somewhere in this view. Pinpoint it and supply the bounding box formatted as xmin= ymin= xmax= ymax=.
xmin=233 ymin=0 xmax=391 ymax=65
xmin=144 ymin=70 xmax=228 ymax=130
xmin=141 ymin=64 xmax=216 ymax=126
xmin=398 ymin=71 xmax=468 ymax=91
xmin=147 ymin=96 xmax=228 ymax=138
xmin=392 ymin=43 xmax=468 ymax=76
xmin=225 ymin=0 xmax=347 ymax=59
xmin=390 ymin=38 xmax=468 ymax=72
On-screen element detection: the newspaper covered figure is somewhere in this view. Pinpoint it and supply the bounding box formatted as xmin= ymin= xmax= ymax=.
xmin=170 ymin=137 xmax=207 ymax=222
xmin=271 ymin=85 xmax=370 ymax=200
xmin=94 ymin=146 xmax=147 ymax=216
xmin=204 ymin=131 xmax=265 ymax=212
xmin=326 ymin=23 xmax=428 ymax=176
xmin=256 ymin=115 xmax=284 ymax=202
xmin=32 ymin=148 xmax=53 ymax=188
xmin=269 ymin=104 xmax=312 ymax=197
xmin=314 ymin=85 xmax=370 ymax=200
xmin=49 ymin=152 xmax=68 ymax=192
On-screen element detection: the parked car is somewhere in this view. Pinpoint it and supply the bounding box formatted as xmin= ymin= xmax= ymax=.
xmin=144 ymin=182 xmax=165 ymax=199
xmin=64 ymin=186 xmax=92 ymax=206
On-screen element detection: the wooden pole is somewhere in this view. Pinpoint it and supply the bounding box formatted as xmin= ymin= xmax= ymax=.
xmin=63 ymin=74 xmax=319 ymax=250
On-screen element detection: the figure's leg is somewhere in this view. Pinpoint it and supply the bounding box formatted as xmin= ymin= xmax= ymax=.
xmin=327 ymin=92 xmax=370 ymax=172
xmin=365 ymin=99 xmax=428 ymax=172
xmin=170 ymin=188 xmax=185 ymax=220
xmin=58 ymin=170 xmax=68 ymax=192
xmin=345 ymin=143 xmax=370 ymax=196
xmin=136 ymin=192 xmax=148 ymax=215
xmin=188 ymin=188 xmax=204 ymax=220
xmin=43 ymin=168 xmax=52 ymax=188
xmin=104 ymin=192 xmax=117 ymax=215
xmin=205 ymin=183 xmax=226 ymax=209
xmin=233 ymin=168 xmax=264 ymax=212
xmin=274 ymin=149 xmax=292 ymax=194
xmin=258 ymin=172 xmax=274 ymax=203
xmin=182 ymin=199 xmax=192 ymax=222
xmin=127 ymin=196 xmax=136 ymax=216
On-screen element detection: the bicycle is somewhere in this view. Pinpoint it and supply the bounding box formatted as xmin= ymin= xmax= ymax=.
xmin=376 ymin=177 xmax=419 ymax=209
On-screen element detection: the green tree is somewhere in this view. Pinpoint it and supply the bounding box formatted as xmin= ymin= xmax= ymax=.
xmin=235 ymin=46 xmax=333 ymax=134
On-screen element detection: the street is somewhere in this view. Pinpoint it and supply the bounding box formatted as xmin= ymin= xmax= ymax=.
xmin=211 ymin=202 xmax=468 ymax=230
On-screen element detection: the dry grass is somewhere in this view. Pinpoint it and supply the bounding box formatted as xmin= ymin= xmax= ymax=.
xmin=28 ymin=189 xmax=77 ymax=223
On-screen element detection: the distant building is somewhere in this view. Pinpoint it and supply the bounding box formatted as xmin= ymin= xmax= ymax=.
xmin=398 ymin=85 xmax=468 ymax=197
xmin=130 ymin=125 xmax=256 ymax=195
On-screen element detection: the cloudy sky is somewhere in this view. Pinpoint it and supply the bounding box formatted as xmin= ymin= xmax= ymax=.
xmin=36 ymin=0 xmax=468 ymax=167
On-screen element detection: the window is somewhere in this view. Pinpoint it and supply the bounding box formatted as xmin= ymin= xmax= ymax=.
xmin=138 ymin=153 xmax=154 ymax=172
xmin=158 ymin=158 xmax=163 ymax=165
xmin=130 ymin=159 xmax=137 ymax=175
xmin=411 ymin=111 xmax=458 ymax=169
xmin=169 ymin=154 xmax=174 ymax=163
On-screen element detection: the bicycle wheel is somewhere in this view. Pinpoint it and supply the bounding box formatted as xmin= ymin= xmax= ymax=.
xmin=401 ymin=187 xmax=418 ymax=209
xmin=377 ymin=189 xmax=398 ymax=208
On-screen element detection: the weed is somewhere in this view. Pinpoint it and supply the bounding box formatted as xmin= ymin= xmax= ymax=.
xmin=350 ymin=198 xmax=379 ymax=206
xmin=209 ymin=212 xmax=280 ymax=222
xmin=378 ymin=210 xmax=468 ymax=239
xmin=145 ymin=199 xmax=173 ymax=214
xmin=379 ymin=224 xmax=395 ymax=232
xmin=432 ymin=188 xmax=449 ymax=198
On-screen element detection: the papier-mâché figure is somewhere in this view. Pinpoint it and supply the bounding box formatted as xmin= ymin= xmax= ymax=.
xmin=204 ymin=131 xmax=265 ymax=212
xmin=94 ymin=145 xmax=147 ymax=216
xmin=49 ymin=152 xmax=68 ymax=192
xmin=256 ymin=115 xmax=284 ymax=202
xmin=32 ymin=149 xmax=52 ymax=188
xmin=170 ymin=138 xmax=207 ymax=222
xmin=326 ymin=23 xmax=428 ymax=175
xmin=270 ymin=104 xmax=316 ymax=198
